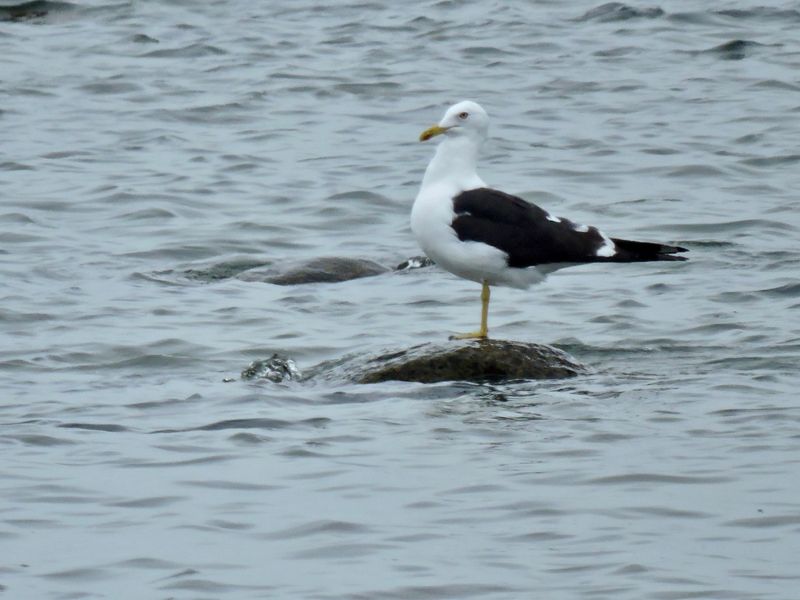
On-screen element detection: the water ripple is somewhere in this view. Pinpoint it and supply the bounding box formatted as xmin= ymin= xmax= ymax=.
xmin=2 ymin=1 xmax=799 ymax=598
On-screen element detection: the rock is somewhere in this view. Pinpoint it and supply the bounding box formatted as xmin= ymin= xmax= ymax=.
xmin=237 ymin=257 xmax=389 ymax=285
xmin=336 ymin=340 xmax=584 ymax=384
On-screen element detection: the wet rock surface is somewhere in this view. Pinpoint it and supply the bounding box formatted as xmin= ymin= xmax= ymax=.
xmin=352 ymin=340 xmax=584 ymax=383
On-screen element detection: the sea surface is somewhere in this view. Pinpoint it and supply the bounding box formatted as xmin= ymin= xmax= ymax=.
xmin=2 ymin=1 xmax=800 ymax=598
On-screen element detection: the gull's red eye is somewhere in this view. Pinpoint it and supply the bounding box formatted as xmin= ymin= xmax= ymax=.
xmin=458 ymin=111 xmax=469 ymax=120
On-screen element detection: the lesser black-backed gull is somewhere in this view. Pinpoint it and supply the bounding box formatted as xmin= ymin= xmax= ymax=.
xmin=411 ymin=100 xmax=687 ymax=339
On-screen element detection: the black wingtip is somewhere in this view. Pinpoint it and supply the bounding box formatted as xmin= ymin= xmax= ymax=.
xmin=609 ymin=238 xmax=689 ymax=262
xmin=655 ymin=243 xmax=687 ymax=254
xmin=657 ymin=244 xmax=689 ymax=261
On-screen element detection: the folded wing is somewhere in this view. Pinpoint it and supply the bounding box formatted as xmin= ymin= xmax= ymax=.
xmin=451 ymin=188 xmax=687 ymax=268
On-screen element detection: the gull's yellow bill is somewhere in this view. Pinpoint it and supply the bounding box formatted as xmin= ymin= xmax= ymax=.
xmin=419 ymin=125 xmax=449 ymax=142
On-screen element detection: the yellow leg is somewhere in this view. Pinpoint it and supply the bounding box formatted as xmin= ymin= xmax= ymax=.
xmin=451 ymin=281 xmax=490 ymax=340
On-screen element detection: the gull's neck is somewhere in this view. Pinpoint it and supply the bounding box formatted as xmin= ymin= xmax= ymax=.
xmin=421 ymin=135 xmax=483 ymax=190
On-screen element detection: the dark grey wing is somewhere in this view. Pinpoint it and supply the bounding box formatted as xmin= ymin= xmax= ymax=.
xmin=451 ymin=188 xmax=687 ymax=267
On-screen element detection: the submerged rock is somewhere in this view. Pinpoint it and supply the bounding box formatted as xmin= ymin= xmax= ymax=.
xmin=0 ymin=0 xmax=75 ymax=22
xmin=310 ymin=340 xmax=584 ymax=384
xmin=182 ymin=255 xmax=429 ymax=287
xmin=237 ymin=257 xmax=389 ymax=285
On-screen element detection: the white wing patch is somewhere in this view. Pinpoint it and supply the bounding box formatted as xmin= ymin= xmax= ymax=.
xmin=570 ymin=220 xmax=615 ymax=257
xmin=595 ymin=230 xmax=617 ymax=258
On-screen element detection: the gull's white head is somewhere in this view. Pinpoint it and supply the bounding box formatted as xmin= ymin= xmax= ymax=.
xmin=419 ymin=100 xmax=489 ymax=145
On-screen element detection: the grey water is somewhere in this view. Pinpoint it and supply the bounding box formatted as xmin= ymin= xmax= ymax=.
xmin=2 ymin=0 xmax=799 ymax=598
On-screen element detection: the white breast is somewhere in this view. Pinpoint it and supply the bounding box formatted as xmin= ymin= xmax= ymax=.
xmin=411 ymin=134 xmax=549 ymax=290
xmin=411 ymin=183 xmax=545 ymax=289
